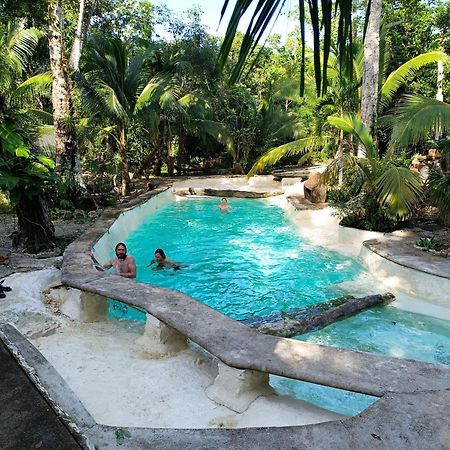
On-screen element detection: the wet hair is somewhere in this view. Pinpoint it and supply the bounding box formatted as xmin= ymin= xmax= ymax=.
xmin=115 ymin=242 xmax=127 ymax=252
xmin=221 ymin=198 xmax=227 ymax=202
xmin=154 ymin=248 xmax=166 ymax=258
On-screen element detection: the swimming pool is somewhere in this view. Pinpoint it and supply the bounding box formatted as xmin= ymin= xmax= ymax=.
xmin=103 ymin=194 xmax=450 ymax=415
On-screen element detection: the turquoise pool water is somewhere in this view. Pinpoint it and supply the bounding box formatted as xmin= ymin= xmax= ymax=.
xmin=107 ymin=195 xmax=450 ymax=416
xmin=124 ymin=197 xmax=366 ymax=320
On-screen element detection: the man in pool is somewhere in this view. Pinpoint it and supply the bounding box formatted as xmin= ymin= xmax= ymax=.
xmin=215 ymin=197 xmax=232 ymax=212
xmin=149 ymin=248 xmax=181 ymax=270
xmin=100 ymin=242 xmax=136 ymax=278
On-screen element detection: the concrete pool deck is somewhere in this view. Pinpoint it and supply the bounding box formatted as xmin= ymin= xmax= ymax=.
xmin=1 ymin=178 xmax=450 ymax=448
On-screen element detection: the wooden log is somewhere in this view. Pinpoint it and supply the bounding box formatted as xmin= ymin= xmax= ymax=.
xmin=242 ymin=293 xmax=395 ymax=338
xmin=172 ymin=187 xmax=283 ymax=198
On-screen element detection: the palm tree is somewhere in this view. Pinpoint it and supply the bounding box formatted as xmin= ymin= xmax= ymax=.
xmin=81 ymin=37 xmax=234 ymax=189
xmin=387 ymin=95 xmax=450 ymax=222
xmin=81 ymin=37 xmax=160 ymax=195
xmin=0 ymin=22 xmax=56 ymax=251
xmin=248 ymin=50 xmax=449 ymax=175
xmin=218 ymin=0 xmax=356 ymax=96
xmin=325 ymin=115 xmax=423 ymax=221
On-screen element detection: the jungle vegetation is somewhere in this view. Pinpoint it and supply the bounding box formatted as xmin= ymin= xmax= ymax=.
xmin=0 ymin=0 xmax=449 ymax=251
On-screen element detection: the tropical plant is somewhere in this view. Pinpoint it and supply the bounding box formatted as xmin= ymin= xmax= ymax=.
xmin=80 ymin=36 xmax=161 ymax=194
xmin=388 ymin=95 xmax=450 ymax=149
xmin=0 ymin=125 xmax=56 ymax=251
xmin=218 ymin=0 xmax=357 ymax=96
xmin=248 ymin=50 xmax=449 ymax=175
xmin=428 ymin=169 xmax=450 ymax=224
xmin=0 ymin=22 xmax=57 ymax=252
xmin=324 ymin=115 xmax=423 ymax=226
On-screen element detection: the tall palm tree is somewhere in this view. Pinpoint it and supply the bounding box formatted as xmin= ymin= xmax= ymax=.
xmin=0 ymin=22 xmax=56 ymax=252
xmin=81 ymin=37 xmax=160 ymax=195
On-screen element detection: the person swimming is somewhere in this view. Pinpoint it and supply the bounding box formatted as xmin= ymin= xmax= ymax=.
xmin=92 ymin=242 xmax=137 ymax=278
xmin=148 ymin=248 xmax=181 ymax=270
xmin=215 ymin=197 xmax=232 ymax=212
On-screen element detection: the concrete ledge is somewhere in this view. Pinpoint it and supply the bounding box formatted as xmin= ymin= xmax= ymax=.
xmin=3 ymin=323 xmax=450 ymax=449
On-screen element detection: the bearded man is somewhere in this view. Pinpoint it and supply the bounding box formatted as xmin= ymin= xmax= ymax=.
xmin=102 ymin=242 xmax=136 ymax=278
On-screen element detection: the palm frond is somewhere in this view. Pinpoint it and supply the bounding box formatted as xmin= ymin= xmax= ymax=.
xmin=388 ymin=95 xmax=450 ymax=148
xmin=327 ymin=114 xmax=377 ymax=158
xmin=429 ymin=171 xmax=450 ymax=222
xmin=178 ymin=93 xmax=210 ymax=119
xmin=374 ymin=166 xmax=423 ymax=219
xmin=135 ymin=74 xmax=171 ymax=111
xmin=15 ymin=72 xmax=53 ymax=101
xmin=323 ymin=153 xmax=368 ymax=187
xmin=198 ymin=120 xmax=235 ymax=156
xmin=23 ymin=108 xmax=54 ymax=124
xmin=248 ymin=135 xmax=330 ymax=177
xmin=380 ymin=51 xmax=449 ymax=108
xmin=97 ymin=82 xmax=128 ymax=120
xmin=8 ymin=25 xmax=43 ymax=73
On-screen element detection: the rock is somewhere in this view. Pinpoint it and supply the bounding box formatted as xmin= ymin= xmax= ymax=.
xmin=73 ymin=209 xmax=86 ymax=219
xmin=411 ymin=157 xmax=426 ymax=170
xmin=303 ymin=171 xmax=327 ymax=203
xmin=428 ymin=148 xmax=441 ymax=160
xmin=87 ymin=210 xmax=100 ymax=219
xmin=419 ymin=165 xmax=430 ymax=181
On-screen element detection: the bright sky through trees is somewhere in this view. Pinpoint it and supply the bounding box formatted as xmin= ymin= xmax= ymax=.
xmin=154 ymin=0 xmax=299 ymax=42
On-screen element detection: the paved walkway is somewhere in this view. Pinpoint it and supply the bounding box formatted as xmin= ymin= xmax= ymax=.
xmin=0 ymin=340 xmax=82 ymax=450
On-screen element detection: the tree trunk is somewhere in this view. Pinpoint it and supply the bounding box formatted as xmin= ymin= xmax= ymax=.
xmin=133 ymin=147 xmax=158 ymax=178
xmin=16 ymin=195 xmax=55 ymax=253
xmin=69 ymin=0 xmax=97 ymax=72
xmin=177 ymin=130 xmax=185 ymax=175
xmin=118 ymin=127 xmax=131 ymax=196
xmin=359 ymin=0 xmax=381 ymax=157
xmin=435 ymin=56 xmax=444 ymax=139
xmin=244 ymin=293 xmax=395 ymax=338
xmin=48 ymin=0 xmax=78 ymax=175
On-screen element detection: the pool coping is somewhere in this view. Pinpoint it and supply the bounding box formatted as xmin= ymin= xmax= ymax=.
xmin=14 ymin=184 xmax=450 ymax=448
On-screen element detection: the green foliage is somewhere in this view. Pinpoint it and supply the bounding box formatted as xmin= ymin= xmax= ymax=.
xmin=380 ymin=51 xmax=449 ymax=108
xmin=332 ymin=192 xmax=398 ymax=232
xmin=428 ymin=170 xmax=450 ymax=223
xmin=115 ymin=428 xmax=131 ymax=446
xmin=388 ymin=95 xmax=450 ymax=149
xmin=43 ymin=175 xmax=86 ymax=211
xmin=324 ymin=114 xmax=423 ymax=226
xmin=0 ymin=124 xmax=57 ymax=206
xmin=415 ymin=236 xmax=438 ymax=250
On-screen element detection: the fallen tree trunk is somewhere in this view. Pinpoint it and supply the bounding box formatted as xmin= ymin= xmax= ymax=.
xmin=172 ymin=187 xmax=283 ymax=198
xmin=242 ymin=293 xmax=395 ymax=338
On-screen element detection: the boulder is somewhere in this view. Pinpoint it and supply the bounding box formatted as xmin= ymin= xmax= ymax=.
xmin=303 ymin=171 xmax=327 ymax=203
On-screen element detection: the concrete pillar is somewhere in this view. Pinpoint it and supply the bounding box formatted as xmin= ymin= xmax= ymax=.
xmin=205 ymin=362 xmax=274 ymax=413
xmin=134 ymin=314 xmax=188 ymax=358
xmin=46 ymin=286 xmax=107 ymax=322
